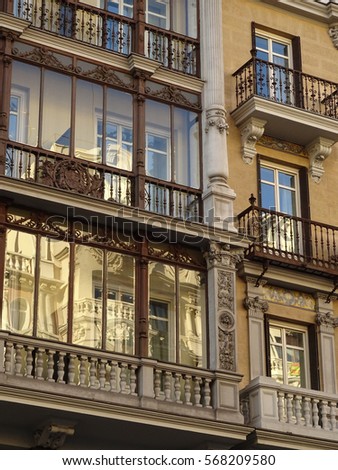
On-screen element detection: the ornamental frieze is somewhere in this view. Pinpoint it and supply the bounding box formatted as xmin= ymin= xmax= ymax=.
xmin=263 ymin=285 xmax=315 ymax=310
xmin=217 ymin=271 xmax=234 ymax=310
xmin=145 ymin=85 xmax=200 ymax=109
xmin=259 ymin=135 xmax=307 ymax=156
xmin=12 ymin=46 xmax=70 ymax=70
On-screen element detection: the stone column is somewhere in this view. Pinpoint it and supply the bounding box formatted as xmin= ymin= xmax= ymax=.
xmin=244 ymin=278 xmax=269 ymax=380
xmin=200 ymin=0 xmax=236 ymax=232
xmin=315 ymin=294 xmax=338 ymax=394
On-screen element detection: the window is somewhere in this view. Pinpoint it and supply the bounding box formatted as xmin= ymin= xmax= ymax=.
xmin=259 ymin=162 xmax=301 ymax=254
xmin=146 ymin=0 xmax=169 ymax=29
xmin=254 ymin=31 xmax=293 ymax=104
xmin=268 ymin=321 xmax=310 ymax=388
xmin=2 ymin=218 xmax=206 ymax=368
xmin=145 ymin=0 xmax=197 ymax=37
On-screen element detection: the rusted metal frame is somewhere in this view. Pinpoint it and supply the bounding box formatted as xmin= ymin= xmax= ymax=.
xmin=0 ymin=0 xmax=14 ymax=14
xmin=134 ymin=0 xmax=145 ymax=56
xmin=135 ymin=239 xmax=148 ymax=357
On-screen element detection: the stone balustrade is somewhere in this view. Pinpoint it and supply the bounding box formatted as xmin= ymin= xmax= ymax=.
xmin=0 ymin=331 xmax=243 ymax=424
xmin=240 ymin=376 xmax=338 ymax=440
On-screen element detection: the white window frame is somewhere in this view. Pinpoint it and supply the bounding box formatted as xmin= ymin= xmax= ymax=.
xmin=145 ymin=130 xmax=171 ymax=181
xmin=269 ymin=320 xmax=310 ymax=389
xmin=9 ymin=86 xmax=29 ymax=144
xmin=146 ymin=0 xmax=170 ymax=29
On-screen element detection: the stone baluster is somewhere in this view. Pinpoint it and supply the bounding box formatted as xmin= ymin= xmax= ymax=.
xmin=5 ymin=342 xmax=14 ymax=374
xmin=294 ymin=395 xmax=302 ymax=425
xmin=184 ymin=375 xmax=192 ymax=405
xmin=286 ymin=394 xmax=293 ymax=423
xmin=57 ymin=352 xmax=66 ymax=384
xmin=303 ymin=397 xmax=312 ymax=427
xmin=99 ymin=359 xmax=107 ymax=390
xmin=164 ymin=371 xmax=172 ymax=401
xmin=47 ymin=350 xmax=55 ymax=382
xmin=109 ymin=360 xmax=118 ymax=391
xmin=312 ymin=398 xmax=320 ymax=428
xmin=130 ymin=364 xmax=137 ymax=396
xmin=329 ymin=401 xmax=337 ymax=431
xmin=14 ymin=344 xmax=23 ymax=376
xmin=68 ymin=354 xmax=76 ymax=385
xmin=154 ymin=369 xmax=161 ymax=399
xmin=203 ymin=378 xmax=212 ymax=408
xmin=119 ymin=362 xmax=127 ymax=394
xmin=277 ymin=392 xmax=285 ymax=422
xmin=320 ymin=400 xmax=329 ymax=430
xmin=89 ymin=358 xmax=97 ymax=388
xmin=79 ymin=355 xmax=88 ymax=387
xmin=26 ymin=347 xmax=34 ymax=378
xmin=35 ymin=348 xmax=44 ymax=380
xmin=193 ymin=376 xmax=202 ymax=407
xmin=174 ymin=373 xmax=182 ymax=403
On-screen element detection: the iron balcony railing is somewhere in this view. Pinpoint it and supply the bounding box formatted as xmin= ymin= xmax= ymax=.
xmin=233 ymin=56 xmax=338 ymax=118
xmin=238 ymin=201 xmax=338 ymax=276
xmin=4 ymin=142 xmax=202 ymax=222
xmin=10 ymin=0 xmax=199 ymax=75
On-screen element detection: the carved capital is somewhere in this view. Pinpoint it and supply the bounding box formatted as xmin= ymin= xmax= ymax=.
xmin=34 ymin=424 xmax=75 ymax=449
xmin=329 ymin=24 xmax=338 ymax=49
xmin=205 ymin=106 xmax=228 ymax=135
xmin=205 ymin=242 xmax=244 ymax=270
xmin=316 ymin=311 xmax=338 ymax=330
xmin=239 ymin=117 xmax=266 ymax=164
xmin=244 ymin=296 xmax=269 ymax=319
xmin=306 ymin=137 xmax=334 ymax=183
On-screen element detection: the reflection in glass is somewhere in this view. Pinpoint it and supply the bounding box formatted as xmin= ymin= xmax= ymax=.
xmin=2 ymin=230 xmax=35 ymax=334
xmin=105 ymin=253 xmax=135 ymax=354
xmin=42 ymin=70 xmax=72 ymax=154
xmin=10 ymin=61 xmax=40 ymax=146
xmin=75 ymin=80 xmax=103 ymax=163
xmin=179 ymin=268 xmax=206 ymax=367
xmin=174 ymin=108 xmax=199 ymax=188
xmin=73 ymin=246 xmax=103 ymax=349
xmin=37 ymin=239 xmax=70 ymax=341
xmin=148 ymin=261 xmax=175 ymax=362
xmin=145 ymin=100 xmax=170 ymax=181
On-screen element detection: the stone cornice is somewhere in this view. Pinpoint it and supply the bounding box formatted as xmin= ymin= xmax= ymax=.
xmin=262 ymin=0 xmax=338 ymax=23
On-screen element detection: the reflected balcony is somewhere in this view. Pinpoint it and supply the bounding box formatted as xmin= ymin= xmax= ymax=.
xmin=231 ymin=56 xmax=338 ymax=147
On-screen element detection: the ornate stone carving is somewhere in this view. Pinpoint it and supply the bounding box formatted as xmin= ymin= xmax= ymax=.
xmin=217 ymin=270 xmax=236 ymax=371
xmin=264 ymin=286 xmax=315 ymax=310
xmin=205 ymin=107 xmax=228 ymax=135
xmin=81 ymin=65 xmax=132 ymax=89
xmin=259 ymin=135 xmax=307 ymax=156
xmin=218 ymin=271 xmax=234 ymax=310
xmin=34 ymin=424 xmax=75 ymax=449
xmin=306 ymin=137 xmax=334 ymax=183
xmin=239 ymin=117 xmax=266 ymax=164
xmin=244 ymin=296 xmax=269 ymax=319
xmin=316 ymin=311 xmax=338 ymax=329
xmin=12 ymin=46 xmax=68 ymax=70
xmin=206 ymin=242 xmax=244 ymax=270
xmin=39 ymin=159 xmax=104 ymax=198
xmin=329 ymin=24 xmax=338 ymax=49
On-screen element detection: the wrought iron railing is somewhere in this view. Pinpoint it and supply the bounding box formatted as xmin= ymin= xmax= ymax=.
xmin=233 ymin=57 xmax=338 ymax=118
xmin=10 ymin=0 xmax=199 ymax=75
xmin=4 ymin=142 xmax=202 ymax=221
xmin=237 ymin=202 xmax=338 ymax=275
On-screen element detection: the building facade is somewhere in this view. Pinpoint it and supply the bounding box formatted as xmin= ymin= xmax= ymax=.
xmin=0 ymin=0 xmax=338 ymax=450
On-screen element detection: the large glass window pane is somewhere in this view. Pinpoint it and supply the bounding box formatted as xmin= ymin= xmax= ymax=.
xmin=279 ymin=188 xmax=296 ymax=215
xmin=105 ymin=88 xmax=133 ymax=170
xmin=73 ymin=246 xmax=103 ymax=349
xmin=178 ymin=268 xmax=206 ymax=368
xmin=148 ymin=261 xmax=175 ymax=362
xmin=261 ymin=183 xmax=275 ymax=210
xmin=105 ymin=253 xmax=135 ymax=354
xmin=172 ymin=0 xmax=197 ymax=38
xmin=146 ymin=0 xmax=169 ymax=28
xmin=75 ymin=80 xmax=103 ymax=163
xmin=145 ymin=100 xmax=170 ymax=181
xmin=42 ymin=70 xmax=71 ymax=155
xmin=2 ymin=230 xmax=35 ymax=335
xmin=37 ymin=239 xmax=70 ymax=342
xmin=10 ymin=61 xmax=40 ymax=146
xmin=174 ymin=109 xmax=199 ymax=188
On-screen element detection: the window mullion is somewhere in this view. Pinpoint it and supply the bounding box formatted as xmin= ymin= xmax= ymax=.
xmin=32 ymin=234 xmax=41 ymax=337
xmin=101 ymin=250 xmax=108 ymax=350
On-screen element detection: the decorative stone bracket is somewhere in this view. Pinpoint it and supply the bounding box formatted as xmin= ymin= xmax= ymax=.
xmin=34 ymin=423 xmax=75 ymax=449
xmin=239 ymin=117 xmax=266 ymax=164
xmin=306 ymin=137 xmax=335 ymax=183
xmin=329 ymin=24 xmax=338 ymax=49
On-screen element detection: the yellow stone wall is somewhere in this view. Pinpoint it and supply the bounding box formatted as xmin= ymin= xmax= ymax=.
xmin=223 ymin=0 xmax=338 ymax=388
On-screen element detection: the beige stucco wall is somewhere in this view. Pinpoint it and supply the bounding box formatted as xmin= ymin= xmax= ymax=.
xmin=223 ymin=0 xmax=338 ymax=388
